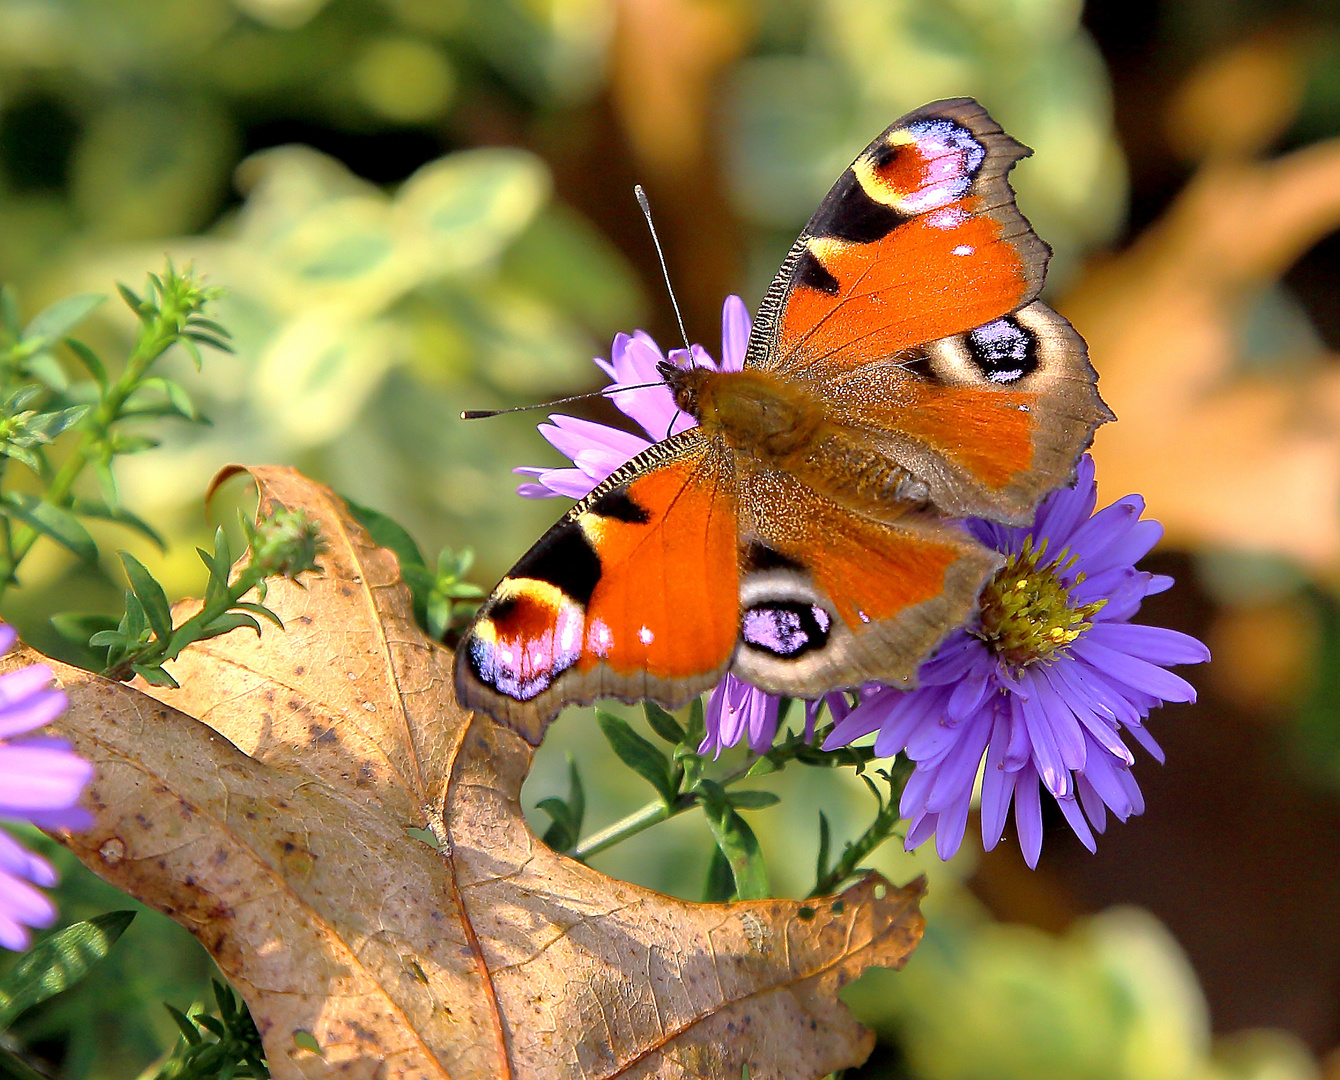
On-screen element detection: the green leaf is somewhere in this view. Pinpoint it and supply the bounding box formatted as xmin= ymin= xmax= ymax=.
xmin=63 ymin=337 xmax=107 ymax=388
xmin=1 ymin=493 xmax=97 ymax=561
xmin=20 ymin=293 xmax=106 ymax=347
xmin=643 ymin=701 xmax=686 ymax=745
xmin=24 ymin=351 xmax=69 ymax=391
xmin=70 ymin=498 xmax=165 ymax=549
xmin=0 ymin=444 xmax=42 ymax=473
xmin=697 ymin=780 xmax=770 ymax=900
xmin=0 ymin=910 xmax=135 ymax=1027
xmin=234 ymin=601 xmax=283 ymax=629
xmin=725 ymin=790 xmax=780 ymax=811
xmin=50 ymin=611 xmax=119 ymax=646
xmin=815 ymin=811 xmax=831 ymax=885
xmin=0 ymin=1045 xmax=52 ymax=1080
xmin=165 ymin=1002 xmax=202 ymax=1045
xmin=538 ymin=754 xmax=584 ymax=851
xmin=197 ymin=612 xmax=263 ymax=641
xmin=138 ymin=377 xmax=201 ymax=421
xmin=702 ymin=844 xmax=736 ymax=902
xmin=132 ymin=663 xmax=179 ymax=688
xmin=119 ymin=552 xmax=172 ymax=641
xmin=341 ymin=497 xmax=427 ymax=572
xmin=685 ymin=696 xmax=706 ymax=745
xmin=116 ymin=283 xmax=145 ymax=317
xmin=595 ymin=710 xmax=675 ymax=804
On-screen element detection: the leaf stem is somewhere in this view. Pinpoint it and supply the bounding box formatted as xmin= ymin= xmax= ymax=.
xmin=569 ymin=722 xmax=874 ymax=861
xmin=0 ymin=270 xmax=219 ymax=598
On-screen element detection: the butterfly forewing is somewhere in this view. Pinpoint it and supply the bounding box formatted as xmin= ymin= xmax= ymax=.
xmin=455 ymin=430 xmax=739 ymax=742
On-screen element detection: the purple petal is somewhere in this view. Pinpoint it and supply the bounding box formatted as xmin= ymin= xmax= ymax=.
xmin=1071 ymin=639 xmax=1198 ymax=703
xmin=0 ymin=625 xmax=16 ymax=655
xmin=721 ymin=295 xmax=751 ymax=371
xmin=1041 ymin=663 xmax=1134 ymax=765
xmin=1014 ymin=763 xmax=1044 ymax=868
xmin=1032 ymin=455 xmax=1097 ymax=547
xmin=1027 ymin=667 xmax=1087 ymax=772
xmin=1076 ymin=774 xmax=1108 ymax=833
xmin=0 ymin=829 xmax=56 ymax=886
xmin=1123 ymin=717 xmax=1167 ymax=763
xmin=1084 ymin=623 xmax=1211 ymax=667
xmin=0 ymin=869 xmax=57 ymax=928
xmin=0 ymin=744 xmax=94 ymax=812
xmin=1055 ymin=794 xmax=1096 ymax=853
xmin=979 ymin=715 xmax=1015 ymax=850
xmin=1077 ymin=748 xmax=1136 ymax=820
xmin=903 ymin=811 xmax=939 ymax=852
xmin=934 ymin=784 xmax=973 ymax=861
xmin=0 ymin=688 xmax=66 ymax=739
xmin=1017 ymin=672 xmax=1072 ymax=797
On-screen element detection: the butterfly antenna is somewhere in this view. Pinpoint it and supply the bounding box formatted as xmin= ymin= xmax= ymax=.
xmin=460 ymin=382 xmax=666 ymax=420
xmin=635 ymin=184 xmax=692 ymax=352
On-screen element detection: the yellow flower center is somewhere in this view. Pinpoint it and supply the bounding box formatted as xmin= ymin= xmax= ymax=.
xmin=976 ymin=536 xmax=1106 ymax=670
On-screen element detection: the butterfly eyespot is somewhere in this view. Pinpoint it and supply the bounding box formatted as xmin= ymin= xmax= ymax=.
xmin=967 ymin=317 xmax=1038 ymax=384
xmin=741 ymin=600 xmax=832 ymax=660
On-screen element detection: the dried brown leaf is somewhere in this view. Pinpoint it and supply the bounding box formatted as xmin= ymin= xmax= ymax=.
xmin=19 ymin=466 xmax=924 ymax=1080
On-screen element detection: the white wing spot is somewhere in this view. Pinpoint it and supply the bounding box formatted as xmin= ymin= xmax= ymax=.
xmin=638 ymin=626 xmax=655 ymax=645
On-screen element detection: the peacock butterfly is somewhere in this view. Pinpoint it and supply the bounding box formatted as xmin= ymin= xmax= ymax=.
xmin=454 ymin=98 xmax=1113 ymax=744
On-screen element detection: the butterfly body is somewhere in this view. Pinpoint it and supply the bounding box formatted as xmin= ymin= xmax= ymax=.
xmin=456 ymin=98 xmax=1113 ymax=744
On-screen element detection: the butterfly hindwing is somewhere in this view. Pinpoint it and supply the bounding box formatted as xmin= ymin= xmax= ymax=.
xmin=730 ymin=467 xmax=999 ymax=695
xmin=455 ymin=429 xmax=739 ymax=743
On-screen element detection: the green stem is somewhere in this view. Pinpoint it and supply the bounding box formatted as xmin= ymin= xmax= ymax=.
xmin=103 ymin=564 xmax=265 ymax=682
xmin=0 ymin=299 xmax=194 ymax=596
xmin=569 ymin=722 xmax=871 ymax=861
xmin=810 ymin=760 xmax=913 ymax=897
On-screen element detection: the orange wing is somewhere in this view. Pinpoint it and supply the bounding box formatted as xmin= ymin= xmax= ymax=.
xmin=729 ymin=466 xmax=998 ymax=696
xmin=454 ymin=429 xmax=739 ymax=743
xmin=747 ymin=98 xmax=1048 ymax=380
xmin=745 ymin=99 xmax=1111 ymax=523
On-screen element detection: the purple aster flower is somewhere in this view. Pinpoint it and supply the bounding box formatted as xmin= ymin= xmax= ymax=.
xmin=0 ymin=623 xmax=91 ymax=950
xmin=514 ymin=295 xmax=749 ymax=499
xmin=822 ymin=454 xmax=1210 ymax=866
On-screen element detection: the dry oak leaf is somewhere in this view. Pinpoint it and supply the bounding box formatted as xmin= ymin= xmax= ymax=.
xmin=22 ymin=465 xmax=925 ymax=1080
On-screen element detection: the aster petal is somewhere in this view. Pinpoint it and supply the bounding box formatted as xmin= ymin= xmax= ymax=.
xmin=721 ymin=295 xmax=751 ymax=371
xmin=1041 ymin=663 xmax=1134 ymax=765
xmin=1003 ymin=696 xmax=1032 ymax=770
xmin=1071 ymin=638 xmax=1198 ymax=703
xmin=746 ymin=688 xmax=782 ymax=754
xmin=0 ymin=625 xmax=16 ymax=655
xmin=899 ymin=758 xmax=937 ymax=819
xmin=1016 ymin=671 xmax=1073 ymax=797
xmin=0 ymin=664 xmax=55 ymax=708
xmin=1122 ymin=717 xmax=1167 ymax=764
xmin=0 ymin=744 xmax=94 ymax=812
xmin=946 ymin=670 xmax=990 ymax=720
xmin=1027 ymin=666 xmax=1087 ymax=772
xmin=1013 ymin=763 xmax=1044 ymax=868
xmin=1076 ymin=773 xmax=1108 ymax=833
xmin=903 ymin=811 xmax=940 ymax=853
xmin=1055 ymin=794 xmax=1097 ymax=853
xmin=1033 ymin=455 xmax=1098 ymax=547
xmin=517 ymin=469 xmax=599 ymax=499
xmin=979 ymin=714 xmax=1015 ymax=850
xmin=21 ymin=806 xmax=93 ymax=831
xmin=1084 ymin=623 xmax=1211 ymax=666
xmin=0 ymin=688 xmax=66 ymax=739
xmin=540 ymin=415 xmax=650 ymax=462
xmin=1077 ymin=748 xmax=1136 ymax=819
xmin=1145 ymin=574 xmax=1175 ymax=595
xmin=1063 ymin=657 xmax=1145 ymax=726
xmin=925 ymin=710 xmax=992 ymax=815
xmin=0 ymin=868 xmax=57 ymax=929
xmin=934 ymin=785 xmax=973 ymax=861
xmin=0 ymin=829 xmax=56 ymax=886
